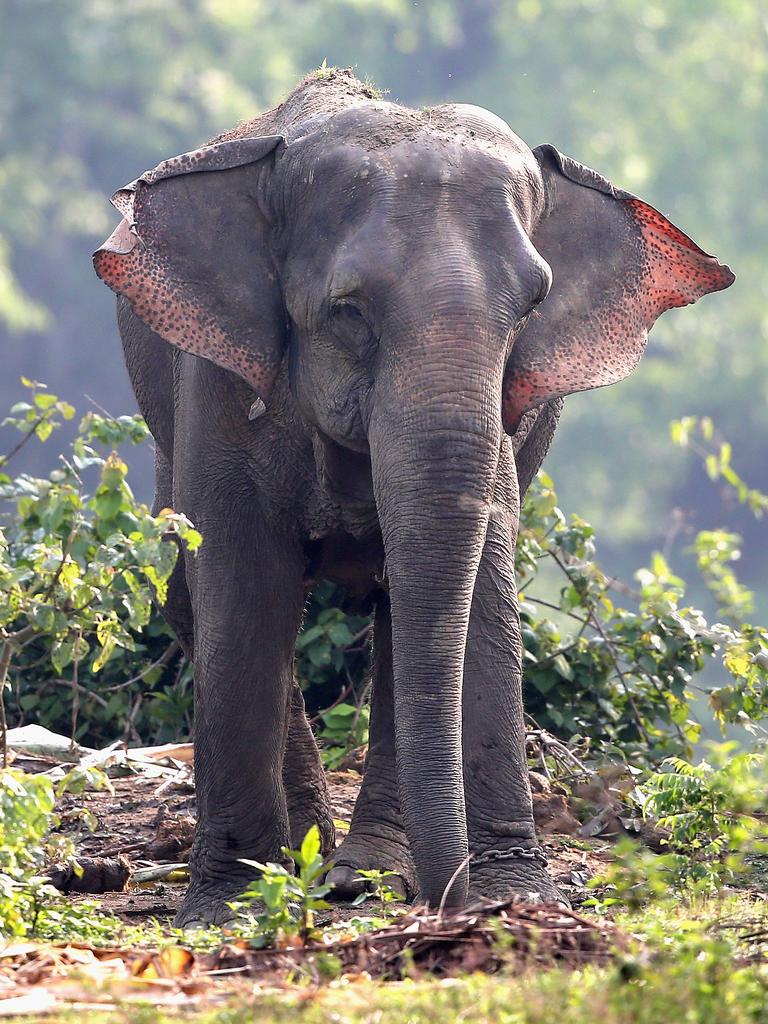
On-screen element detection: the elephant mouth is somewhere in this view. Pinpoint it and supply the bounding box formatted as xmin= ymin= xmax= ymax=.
xmin=314 ymin=433 xmax=376 ymax=511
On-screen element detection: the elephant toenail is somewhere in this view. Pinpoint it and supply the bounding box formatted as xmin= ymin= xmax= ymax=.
xmin=326 ymin=865 xmax=367 ymax=900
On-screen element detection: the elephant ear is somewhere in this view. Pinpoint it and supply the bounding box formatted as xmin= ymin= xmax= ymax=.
xmin=93 ymin=135 xmax=286 ymax=411
xmin=502 ymin=144 xmax=735 ymax=431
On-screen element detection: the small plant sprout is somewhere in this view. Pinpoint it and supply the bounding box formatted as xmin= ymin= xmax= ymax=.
xmin=352 ymin=868 xmax=405 ymax=914
xmin=231 ymin=825 xmax=332 ymax=947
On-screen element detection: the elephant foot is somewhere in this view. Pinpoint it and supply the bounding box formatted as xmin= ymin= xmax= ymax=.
xmin=326 ymin=832 xmax=416 ymax=903
xmin=174 ymin=861 xmax=270 ymax=929
xmin=175 ymin=887 xmax=239 ymax=929
xmin=326 ymin=863 xmax=410 ymax=901
xmin=469 ymin=849 xmax=568 ymax=908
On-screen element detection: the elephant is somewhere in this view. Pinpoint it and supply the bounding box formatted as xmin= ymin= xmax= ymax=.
xmin=93 ymin=68 xmax=733 ymax=927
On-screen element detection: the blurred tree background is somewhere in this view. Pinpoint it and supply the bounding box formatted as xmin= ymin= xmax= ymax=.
xmin=1 ymin=0 xmax=765 ymax=608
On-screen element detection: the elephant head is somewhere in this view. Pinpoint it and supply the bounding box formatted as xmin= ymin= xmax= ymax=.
xmin=94 ymin=100 xmax=733 ymax=907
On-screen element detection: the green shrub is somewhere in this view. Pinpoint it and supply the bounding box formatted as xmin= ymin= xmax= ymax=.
xmin=315 ymin=701 xmax=370 ymax=768
xmin=0 ymin=764 xmax=121 ymax=939
xmin=643 ymin=745 xmax=768 ymax=890
xmin=1 ymin=380 xmax=199 ymax=749
xmin=515 ymin=465 xmax=768 ymax=764
xmin=586 ymin=745 xmax=768 ymax=910
xmin=295 ymin=581 xmax=372 ymax=714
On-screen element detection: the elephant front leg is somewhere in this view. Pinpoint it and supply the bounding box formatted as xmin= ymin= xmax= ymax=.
xmin=463 ymin=485 xmax=564 ymax=905
xmin=176 ymin=515 xmax=305 ymax=928
xmin=326 ymin=594 xmax=416 ymax=901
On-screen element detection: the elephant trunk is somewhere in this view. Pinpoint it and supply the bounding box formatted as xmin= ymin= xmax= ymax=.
xmin=368 ymin=338 xmax=503 ymax=907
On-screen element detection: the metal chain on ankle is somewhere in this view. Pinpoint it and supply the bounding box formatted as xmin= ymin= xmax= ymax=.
xmin=472 ymin=846 xmax=549 ymax=868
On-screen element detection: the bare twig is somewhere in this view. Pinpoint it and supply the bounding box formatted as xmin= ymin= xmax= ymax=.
xmin=588 ymin=612 xmax=652 ymax=746
xmin=437 ymin=852 xmax=472 ymax=918
xmin=0 ymin=625 xmax=37 ymax=767
xmin=308 ymin=677 xmax=355 ymax=726
xmin=533 ymin=638 xmax=582 ymax=668
xmin=83 ymin=394 xmax=116 ymax=420
xmin=0 ymin=415 xmax=47 ymax=469
xmin=70 ymin=634 xmax=81 ymax=750
xmin=526 ymin=727 xmax=592 ymax=778
xmin=123 ymin=692 xmax=144 ymax=748
xmin=98 ymin=838 xmax=147 ymax=858
xmin=349 ymin=623 xmax=374 ymax=646
xmin=638 ymin=670 xmax=689 ymax=746
xmin=104 ymin=640 xmax=180 ymax=692
xmin=543 ymin=549 xmax=653 ymax=745
xmin=49 ymin=677 xmax=109 ymax=709
xmin=350 ymin=670 xmax=371 ymax=734
xmin=525 ymin=595 xmax=590 ymax=627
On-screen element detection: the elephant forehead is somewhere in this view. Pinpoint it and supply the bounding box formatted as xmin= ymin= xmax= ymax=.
xmin=377 ymin=138 xmax=531 ymax=186
xmin=287 ymin=103 xmax=538 ymax=191
xmin=286 ymin=143 xmax=539 ymax=246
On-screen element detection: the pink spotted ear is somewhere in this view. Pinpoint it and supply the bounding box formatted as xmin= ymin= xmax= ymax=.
xmin=94 ymin=136 xmax=286 ymax=405
xmin=502 ymin=145 xmax=735 ymax=432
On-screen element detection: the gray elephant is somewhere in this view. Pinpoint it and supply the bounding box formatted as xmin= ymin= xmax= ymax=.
xmin=93 ymin=69 xmax=733 ymax=926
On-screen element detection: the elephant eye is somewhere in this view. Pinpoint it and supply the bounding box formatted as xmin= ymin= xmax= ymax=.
xmin=329 ymin=299 xmax=375 ymax=356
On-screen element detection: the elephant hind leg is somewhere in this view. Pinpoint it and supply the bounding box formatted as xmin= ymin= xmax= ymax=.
xmin=326 ymin=594 xmax=416 ymax=902
xmin=284 ymin=680 xmax=336 ymax=856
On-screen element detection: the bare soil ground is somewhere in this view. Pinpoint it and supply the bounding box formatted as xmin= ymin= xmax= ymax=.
xmin=53 ymin=766 xmax=612 ymax=922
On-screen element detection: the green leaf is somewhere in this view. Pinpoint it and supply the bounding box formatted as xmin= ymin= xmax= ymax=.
xmin=553 ymin=654 xmax=574 ymax=681
xmin=34 ymin=393 xmax=58 ymax=410
xmin=51 ymin=640 xmax=73 ymax=675
xmin=31 ymin=604 xmax=55 ymax=632
xmin=92 ymin=636 xmax=116 ymax=673
xmin=299 ymin=825 xmax=321 ymax=867
xmin=328 ymin=622 xmax=354 ymax=646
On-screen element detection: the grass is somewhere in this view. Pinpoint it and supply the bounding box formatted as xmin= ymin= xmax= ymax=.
xmin=49 ymin=959 xmax=768 ymax=1024
xmin=19 ymin=897 xmax=768 ymax=1023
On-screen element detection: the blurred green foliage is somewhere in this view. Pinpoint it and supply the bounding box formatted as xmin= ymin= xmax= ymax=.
xmin=0 ymin=2 xmax=765 ymax=753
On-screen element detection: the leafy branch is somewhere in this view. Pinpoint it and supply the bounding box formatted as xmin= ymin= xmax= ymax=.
xmin=0 ymin=380 xmax=202 ymax=760
xmin=515 ymin=464 xmax=768 ymax=763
